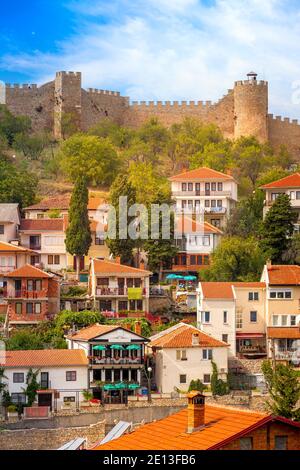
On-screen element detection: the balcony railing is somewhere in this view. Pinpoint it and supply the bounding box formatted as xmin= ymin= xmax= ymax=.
xmin=175 ymin=207 xmax=227 ymax=215
xmin=96 ymin=287 xmax=147 ymax=297
xmin=172 ymin=191 xmax=232 ymax=197
xmin=275 ymin=349 xmax=299 ymax=360
xmin=0 ymin=266 xmax=16 ymax=274
xmin=4 ymin=289 xmax=47 ymax=299
xmin=88 ymin=356 xmax=144 ymax=365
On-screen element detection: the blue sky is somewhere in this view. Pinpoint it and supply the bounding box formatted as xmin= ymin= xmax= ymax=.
xmin=1 ymin=0 xmax=300 ymax=118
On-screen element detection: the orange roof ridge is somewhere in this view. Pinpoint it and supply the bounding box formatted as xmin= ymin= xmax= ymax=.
xmin=260 ymin=172 xmax=300 ymax=189
xmin=1 ymin=349 xmax=88 ymax=368
xmin=170 ymin=166 xmax=234 ymax=181
xmin=92 ymin=258 xmax=152 ymax=275
xmin=0 ymin=241 xmax=36 ymax=253
xmin=6 ymin=264 xmax=52 ymax=278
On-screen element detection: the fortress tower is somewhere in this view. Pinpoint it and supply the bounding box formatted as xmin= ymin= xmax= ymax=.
xmin=233 ymin=72 xmax=268 ymax=143
xmin=54 ymin=71 xmax=82 ymax=139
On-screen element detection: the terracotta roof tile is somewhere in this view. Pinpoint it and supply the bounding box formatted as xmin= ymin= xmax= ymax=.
xmin=260 ymin=172 xmax=300 ymax=189
xmin=91 ymin=405 xmax=268 ymax=450
xmin=0 ymin=241 xmax=35 ymax=253
xmin=67 ymin=324 xmax=122 ymax=341
xmin=170 ymin=167 xmax=234 ymax=182
xmin=92 ymin=259 xmax=152 ymax=276
xmin=20 ymin=219 xmax=64 ymax=232
xmin=1 ymin=349 xmax=88 ymax=368
xmin=149 ymin=324 xmax=228 ymax=348
xmin=176 ymin=216 xmax=223 ymax=234
xmin=25 ymin=195 xmax=106 ymax=211
xmin=267 ymin=265 xmax=300 ymax=285
xmin=267 ymin=327 xmax=300 ymax=339
xmin=200 ymin=282 xmax=266 ymax=299
xmin=6 ymin=264 xmax=52 ymax=278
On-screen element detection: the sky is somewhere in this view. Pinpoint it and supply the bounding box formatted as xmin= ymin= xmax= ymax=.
xmin=1 ymin=0 xmax=300 ymax=118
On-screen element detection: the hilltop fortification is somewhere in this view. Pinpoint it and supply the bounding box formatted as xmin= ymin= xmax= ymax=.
xmin=1 ymin=71 xmax=300 ymax=158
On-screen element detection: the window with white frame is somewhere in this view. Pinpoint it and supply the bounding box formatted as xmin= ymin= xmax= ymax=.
xmin=269 ymin=290 xmax=292 ymax=299
xmin=236 ymin=312 xmax=242 ymax=329
xmin=202 ymin=236 xmax=210 ymax=246
xmin=248 ymin=292 xmax=259 ymax=301
xmin=201 ymin=311 xmax=210 ymax=324
xmin=202 ymin=349 xmax=213 ymax=360
xmin=250 ymin=311 xmax=257 ymax=323
xmin=176 ymin=350 xmax=187 ymax=361
xmin=272 ymin=315 xmax=279 ymax=326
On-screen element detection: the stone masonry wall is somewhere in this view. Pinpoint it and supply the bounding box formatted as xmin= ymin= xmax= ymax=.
xmin=3 ymin=71 xmax=300 ymax=159
xmin=0 ymin=419 xmax=105 ymax=450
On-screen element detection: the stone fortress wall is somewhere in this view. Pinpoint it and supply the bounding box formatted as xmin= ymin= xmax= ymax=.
xmin=1 ymin=71 xmax=300 ymax=158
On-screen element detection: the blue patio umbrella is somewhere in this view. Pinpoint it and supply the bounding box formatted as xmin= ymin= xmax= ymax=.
xmin=126 ymin=344 xmax=141 ymax=350
xmin=110 ymin=344 xmax=125 ymax=350
xmin=184 ymin=275 xmax=197 ymax=281
xmin=128 ymin=383 xmax=140 ymax=390
xmin=166 ymin=274 xmax=179 ymax=280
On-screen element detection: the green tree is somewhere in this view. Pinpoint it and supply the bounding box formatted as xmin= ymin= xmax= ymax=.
xmin=23 ymin=369 xmax=40 ymax=406
xmin=282 ymin=233 xmax=300 ymax=265
xmin=0 ymin=155 xmax=37 ymax=208
xmin=188 ymin=379 xmax=205 ymax=393
xmin=60 ymin=112 xmax=79 ymax=140
xmin=65 ymin=177 xmax=92 ymax=280
xmin=0 ymin=105 xmax=31 ymax=146
xmin=262 ymin=360 xmax=300 ymax=420
xmin=225 ymin=191 xmax=264 ymax=238
xmin=14 ymin=132 xmax=50 ymax=160
xmin=0 ymin=367 xmax=7 ymax=396
xmin=5 ymin=329 xmax=44 ymax=350
xmin=53 ymin=310 xmax=104 ymax=336
xmin=260 ymin=194 xmax=297 ymax=262
xmin=106 ymin=174 xmax=137 ymax=264
xmin=60 ymin=134 xmax=120 ymax=186
xmin=128 ymin=162 xmax=171 ymax=206
xmin=211 ymin=361 xmax=229 ymax=397
xmin=201 ymin=237 xmax=266 ymax=282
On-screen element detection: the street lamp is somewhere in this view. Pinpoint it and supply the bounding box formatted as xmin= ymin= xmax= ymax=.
xmin=147 ymin=367 xmax=152 ymax=403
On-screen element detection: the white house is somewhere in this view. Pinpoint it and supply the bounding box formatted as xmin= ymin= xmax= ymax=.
xmin=66 ymin=323 xmax=149 ymax=404
xmin=148 ymin=323 xmax=228 ymax=393
xmin=1 ymin=349 xmax=89 ymax=411
xmin=170 ymin=167 xmax=238 ymax=229
xmin=19 ymin=218 xmax=68 ymax=271
xmin=0 ymin=204 xmax=20 ymax=244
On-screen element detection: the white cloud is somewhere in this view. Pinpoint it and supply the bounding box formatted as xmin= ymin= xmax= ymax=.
xmin=1 ymin=0 xmax=300 ymax=118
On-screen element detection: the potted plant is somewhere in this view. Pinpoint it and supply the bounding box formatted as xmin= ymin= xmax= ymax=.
xmin=7 ymin=404 xmax=18 ymax=419
xmin=81 ymin=389 xmax=93 ymax=408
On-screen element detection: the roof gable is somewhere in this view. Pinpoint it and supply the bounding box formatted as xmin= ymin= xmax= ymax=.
xmin=92 ymin=259 xmax=152 ymax=276
xmin=260 ymin=172 xmax=300 ymax=189
xmin=267 ymin=265 xmax=300 ymax=285
xmin=149 ymin=323 xmax=228 ymax=348
xmin=0 ymin=241 xmax=35 ymax=253
xmin=67 ymin=324 xmax=147 ymax=342
xmin=6 ymin=264 xmax=52 ymax=278
xmin=170 ymin=167 xmax=234 ymax=182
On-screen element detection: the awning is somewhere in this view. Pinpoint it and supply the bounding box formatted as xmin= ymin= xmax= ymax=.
xmin=93 ymin=345 xmax=106 ymax=351
xmin=37 ymin=389 xmax=56 ymax=394
xmin=236 ymin=333 xmax=265 ymax=338
xmin=267 ymin=327 xmax=300 ymax=339
xmin=127 ymin=344 xmax=141 ymax=350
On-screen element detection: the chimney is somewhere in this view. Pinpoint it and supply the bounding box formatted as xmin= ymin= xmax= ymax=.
xmin=266 ymin=259 xmax=272 ymax=270
xmin=187 ymin=391 xmax=205 ymax=433
xmin=192 ymin=332 xmax=200 ymax=346
xmin=134 ymin=321 xmax=142 ymax=336
xmin=115 ymin=256 xmax=121 ymax=264
xmin=123 ymin=321 xmax=132 ymax=331
xmin=139 ymin=259 xmax=145 ymax=270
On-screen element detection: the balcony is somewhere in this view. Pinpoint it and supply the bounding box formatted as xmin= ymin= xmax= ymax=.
xmin=172 ymin=190 xmax=233 ymax=197
xmin=29 ymin=244 xmax=41 ymax=251
xmin=96 ymin=287 xmax=147 ymax=297
xmin=88 ymin=356 xmax=144 ymax=366
xmin=175 ymin=207 xmax=227 ymax=215
xmin=275 ymin=349 xmax=299 ymax=361
xmin=4 ymin=289 xmax=47 ymax=299
xmin=0 ymin=267 xmax=17 ymax=276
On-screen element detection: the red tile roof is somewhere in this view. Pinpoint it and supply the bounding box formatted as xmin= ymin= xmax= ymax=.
xmin=0 ymin=241 xmax=35 ymax=253
xmin=176 ymin=216 xmax=223 ymax=234
xmin=149 ymin=323 xmax=228 ymax=348
xmin=91 ymin=405 xmax=269 ymax=450
xmin=24 ymin=195 xmax=106 ymax=211
xmin=1 ymin=349 xmax=88 ymax=368
xmin=260 ymin=172 xmax=300 ymax=189
xmin=170 ymin=167 xmax=234 ymax=181
xmin=67 ymin=324 xmax=123 ymax=341
xmin=267 ymin=327 xmax=300 ymax=339
xmin=92 ymin=259 xmax=152 ymax=276
xmin=267 ymin=265 xmax=300 ymax=285
xmin=6 ymin=264 xmax=52 ymax=278
xmin=20 ymin=219 xmax=64 ymax=232
xmin=200 ymin=282 xmax=266 ymax=299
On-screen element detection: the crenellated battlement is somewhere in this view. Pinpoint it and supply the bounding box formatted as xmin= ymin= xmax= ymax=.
xmin=129 ymin=100 xmax=214 ymax=108
xmin=5 ymin=83 xmax=38 ymax=90
xmin=86 ymin=88 xmax=121 ymax=97
xmin=56 ymin=71 xmax=81 ymax=78
xmin=268 ymin=113 xmax=300 ymax=125
xmin=234 ymin=80 xmax=268 ymax=87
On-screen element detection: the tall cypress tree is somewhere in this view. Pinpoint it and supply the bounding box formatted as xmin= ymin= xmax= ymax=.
xmin=106 ymin=174 xmax=137 ymax=264
xmin=66 ymin=176 xmax=92 ymax=280
xmin=260 ymin=194 xmax=297 ymax=262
